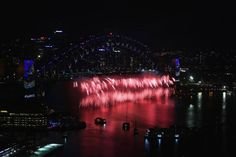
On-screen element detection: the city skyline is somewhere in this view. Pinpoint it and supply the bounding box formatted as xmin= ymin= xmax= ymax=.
xmin=1 ymin=2 xmax=236 ymax=157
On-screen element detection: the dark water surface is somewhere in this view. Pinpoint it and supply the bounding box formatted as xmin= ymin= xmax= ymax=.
xmin=47 ymin=82 xmax=236 ymax=157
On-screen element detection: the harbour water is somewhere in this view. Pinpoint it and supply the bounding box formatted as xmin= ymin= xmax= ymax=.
xmin=46 ymin=82 xmax=236 ymax=157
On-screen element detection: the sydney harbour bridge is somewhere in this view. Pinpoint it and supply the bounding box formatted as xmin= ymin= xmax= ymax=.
xmin=34 ymin=33 xmax=175 ymax=107
xmin=36 ymin=33 xmax=157 ymax=79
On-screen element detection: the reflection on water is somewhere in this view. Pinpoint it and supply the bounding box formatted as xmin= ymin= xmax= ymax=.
xmin=47 ymin=81 xmax=235 ymax=157
xmin=197 ymin=92 xmax=202 ymax=109
xmin=80 ymin=88 xmax=173 ymax=107
xmin=186 ymin=103 xmax=195 ymax=127
xmin=222 ymin=92 xmax=226 ymax=123
xmin=62 ymin=85 xmax=175 ymax=157
xmin=77 ymin=97 xmax=175 ymax=129
xmin=197 ymin=92 xmax=202 ymax=126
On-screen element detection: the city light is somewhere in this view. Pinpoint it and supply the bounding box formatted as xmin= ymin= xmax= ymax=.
xmin=0 ymin=110 xmax=8 ymax=113
xmin=54 ymin=30 xmax=63 ymax=33
xmin=189 ymin=75 xmax=194 ymax=82
xmin=189 ymin=104 xmax=194 ymax=109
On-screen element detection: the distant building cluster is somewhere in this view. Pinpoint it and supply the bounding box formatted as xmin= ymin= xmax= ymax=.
xmin=0 ymin=110 xmax=47 ymax=128
xmin=0 ymin=30 xmax=235 ymax=85
xmin=153 ymin=49 xmax=236 ymax=86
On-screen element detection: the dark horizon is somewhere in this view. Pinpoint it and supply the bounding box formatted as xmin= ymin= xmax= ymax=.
xmin=0 ymin=1 xmax=235 ymax=48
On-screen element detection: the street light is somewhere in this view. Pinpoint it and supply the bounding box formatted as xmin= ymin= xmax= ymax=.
xmin=37 ymin=54 xmax=41 ymax=59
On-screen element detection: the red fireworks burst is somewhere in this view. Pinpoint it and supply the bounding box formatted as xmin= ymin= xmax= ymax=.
xmin=73 ymin=74 xmax=175 ymax=107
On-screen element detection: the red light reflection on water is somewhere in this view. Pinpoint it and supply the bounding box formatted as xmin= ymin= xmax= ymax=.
xmin=80 ymin=88 xmax=173 ymax=107
xmin=74 ymin=96 xmax=174 ymax=157
xmin=78 ymin=95 xmax=175 ymax=129
xmin=70 ymin=74 xmax=175 ymax=129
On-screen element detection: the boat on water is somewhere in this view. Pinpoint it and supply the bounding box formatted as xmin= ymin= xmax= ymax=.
xmin=94 ymin=117 xmax=106 ymax=125
xmin=122 ymin=122 xmax=130 ymax=131
xmin=133 ymin=120 xmax=138 ymax=135
xmin=134 ymin=128 xmax=139 ymax=135
xmin=122 ymin=103 xmax=130 ymax=131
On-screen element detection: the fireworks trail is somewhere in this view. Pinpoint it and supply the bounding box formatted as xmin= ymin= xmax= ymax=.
xmin=73 ymin=73 xmax=175 ymax=107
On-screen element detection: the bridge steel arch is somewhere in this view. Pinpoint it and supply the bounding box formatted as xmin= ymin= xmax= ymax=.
xmin=37 ymin=34 xmax=155 ymax=79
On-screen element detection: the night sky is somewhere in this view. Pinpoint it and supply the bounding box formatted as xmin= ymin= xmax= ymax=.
xmin=0 ymin=1 xmax=235 ymax=48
